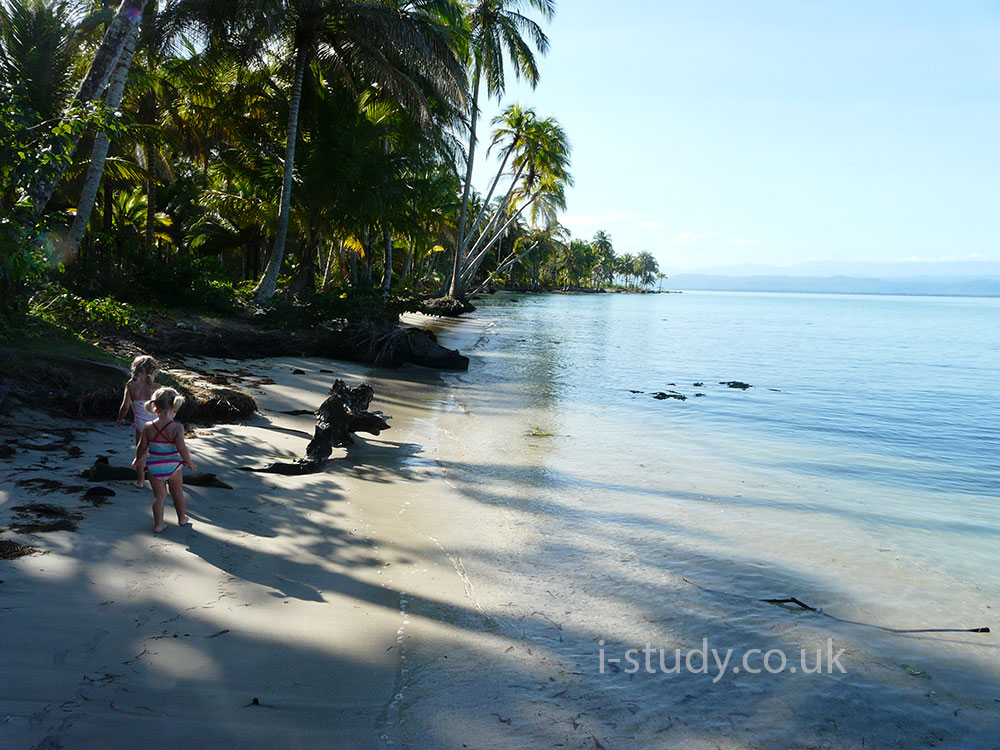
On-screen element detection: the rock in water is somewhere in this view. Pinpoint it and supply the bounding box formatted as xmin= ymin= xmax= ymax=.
xmin=424 ymin=297 xmax=476 ymax=317
xmin=719 ymin=381 xmax=752 ymax=390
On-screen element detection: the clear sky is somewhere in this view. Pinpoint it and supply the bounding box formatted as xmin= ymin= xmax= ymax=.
xmin=473 ymin=0 xmax=1000 ymax=271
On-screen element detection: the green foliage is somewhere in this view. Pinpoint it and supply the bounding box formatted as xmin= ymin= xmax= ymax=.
xmin=263 ymin=284 xmax=430 ymax=328
xmin=58 ymin=242 xmax=244 ymax=314
xmin=30 ymin=285 xmax=147 ymax=334
xmin=0 ymin=81 xmax=125 ymax=323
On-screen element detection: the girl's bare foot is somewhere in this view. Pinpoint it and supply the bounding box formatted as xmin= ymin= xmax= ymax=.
xmin=153 ymin=524 xmax=166 ymax=533
xmin=132 ymin=480 xmax=145 ymax=488
xmin=177 ymin=517 xmax=191 ymax=527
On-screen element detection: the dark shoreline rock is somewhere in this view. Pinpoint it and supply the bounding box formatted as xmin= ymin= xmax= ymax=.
xmin=720 ymin=381 xmax=752 ymax=390
xmin=109 ymin=320 xmax=469 ymax=371
xmin=423 ymin=297 xmax=476 ymax=317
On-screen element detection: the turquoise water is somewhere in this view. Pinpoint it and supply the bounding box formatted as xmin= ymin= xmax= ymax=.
xmin=401 ymin=291 xmax=1000 ymax=746
xmin=463 ymin=291 xmax=1000 ymax=594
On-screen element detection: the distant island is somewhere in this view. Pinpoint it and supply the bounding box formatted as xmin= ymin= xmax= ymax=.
xmin=665 ymin=261 xmax=1000 ymax=297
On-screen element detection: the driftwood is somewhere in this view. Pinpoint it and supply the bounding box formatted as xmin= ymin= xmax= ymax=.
xmin=243 ymin=379 xmax=390 ymax=475
xmin=79 ymin=456 xmax=233 ymax=489
xmin=685 ymin=579 xmax=990 ymax=635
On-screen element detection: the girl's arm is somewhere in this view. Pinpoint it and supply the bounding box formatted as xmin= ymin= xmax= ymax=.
xmin=132 ymin=427 xmax=149 ymax=467
xmin=175 ymin=426 xmax=197 ymax=472
xmin=117 ymin=384 xmax=132 ymax=425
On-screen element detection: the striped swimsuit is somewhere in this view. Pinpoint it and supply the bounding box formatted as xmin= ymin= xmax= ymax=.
xmin=147 ymin=421 xmax=184 ymax=480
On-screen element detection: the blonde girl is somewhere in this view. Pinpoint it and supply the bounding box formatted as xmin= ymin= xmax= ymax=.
xmin=117 ymin=355 xmax=159 ymax=487
xmin=133 ymin=387 xmax=196 ymax=533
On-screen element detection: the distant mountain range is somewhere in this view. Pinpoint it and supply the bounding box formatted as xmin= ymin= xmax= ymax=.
xmin=663 ymin=261 xmax=1000 ymax=297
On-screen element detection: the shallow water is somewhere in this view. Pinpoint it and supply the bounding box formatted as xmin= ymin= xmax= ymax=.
xmin=397 ymin=291 xmax=1000 ymax=748
xmin=460 ymin=291 xmax=1000 ymax=597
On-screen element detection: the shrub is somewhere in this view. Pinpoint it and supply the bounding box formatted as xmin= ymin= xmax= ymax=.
xmin=30 ymin=286 xmax=146 ymax=334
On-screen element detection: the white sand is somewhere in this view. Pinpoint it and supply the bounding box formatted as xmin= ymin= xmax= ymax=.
xmin=0 ymin=322 xmax=496 ymax=748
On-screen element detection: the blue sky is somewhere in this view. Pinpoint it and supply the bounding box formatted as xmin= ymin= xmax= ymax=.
xmin=473 ymin=1 xmax=1000 ymax=271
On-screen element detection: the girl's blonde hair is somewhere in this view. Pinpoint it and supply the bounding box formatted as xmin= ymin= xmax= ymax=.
xmin=146 ymin=386 xmax=185 ymax=415
xmin=130 ymin=355 xmax=159 ymax=385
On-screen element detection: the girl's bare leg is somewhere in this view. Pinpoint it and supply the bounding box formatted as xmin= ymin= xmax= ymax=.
xmin=167 ymin=471 xmax=188 ymax=526
xmin=133 ymin=430 xmax=145 ymax=488
xmin=151 ymin=478 xmax=168 ymax=533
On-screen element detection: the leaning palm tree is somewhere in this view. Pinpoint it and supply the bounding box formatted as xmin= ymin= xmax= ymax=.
xmin=457 ymin=107 xmax=570 ymax=291
xmin=448 ymin=0 xmax=554 ymax=300
xmin=178 ymin=0 xmax=467 ymax=303
xmin=26 ymin=0 xmax=151 ymax=218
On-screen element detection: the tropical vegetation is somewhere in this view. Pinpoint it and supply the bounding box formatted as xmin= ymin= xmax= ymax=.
xmin=0 ymin=0 xmax=662 ymax=334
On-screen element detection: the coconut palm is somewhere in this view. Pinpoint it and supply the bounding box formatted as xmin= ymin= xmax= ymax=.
xmin=456 ymin=104 xmax=570 ymax=293
xmin=448 ymin=0 xmax=554 ymax=299
xmin=26 ymin=0 xmax=151 ymax=218
xmin=173 ymin=0 xmax=466 ymax=302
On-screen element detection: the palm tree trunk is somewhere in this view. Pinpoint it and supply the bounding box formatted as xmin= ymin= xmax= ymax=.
xmin=254 ymin=45 xmax=308 ymax=303
xmin=403 ymin=236 xmax=415 ymax=281
xmin=380 ymin=225 xmax=393 ymax=292
xmin=103 ymin=184 xmax=113 ymax=234
xmin=27 ymin=0 xmax=148 ymax=219
xmin=64 ymin=23 xmax=139 ymax=258
xmin=144 ymin=162 xmax=156 ymax=254
xmin=358 ymin=225 xmax=371 ymax=282
xmin=289 ymin=234 xmax=318 ymax=297
xmin=321 ymin=235 xmax=336 ymax=290
xmin=449 ymin=66 xmax=481 ymax=299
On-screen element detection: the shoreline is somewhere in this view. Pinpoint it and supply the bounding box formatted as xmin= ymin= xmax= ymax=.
xmin=0 ymin=316 xmax=488 ymax=747
xmin=3 ymin=304 xmax=999 ymax=747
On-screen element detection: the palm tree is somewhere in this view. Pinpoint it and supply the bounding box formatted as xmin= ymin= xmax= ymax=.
xmin=448 ymin=0 xmax=554 ymax=300
xmin=26 ymin=0 xmax=151 ymax=218
xmin=457 ymin=106 xmax=570 ymax=291
xmin=591 ymin=230 xmax=614 ymax=288
xmin=617 ymin=252 xmax=635 ymax=289
xmin=189 ymin=0 xmax=467 ymax=303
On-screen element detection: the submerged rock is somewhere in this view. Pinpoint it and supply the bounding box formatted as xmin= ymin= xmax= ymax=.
xmin=720 ymin=381 xmax=752 ymax=390
xmin=653 ymin=392 xmax=687 ymax=401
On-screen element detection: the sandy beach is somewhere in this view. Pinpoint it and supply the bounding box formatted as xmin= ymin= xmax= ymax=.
xmin=0 ymin=317 xmax=496 ymax=748
xmin=3 ymin=309 xmax=1000 ymax=749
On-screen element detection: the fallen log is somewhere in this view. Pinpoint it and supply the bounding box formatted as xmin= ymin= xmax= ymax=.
xmin=79 ymin=456 xmax=233 ymax=489
xmin=243 ymin=379 xmax=390 ymax=475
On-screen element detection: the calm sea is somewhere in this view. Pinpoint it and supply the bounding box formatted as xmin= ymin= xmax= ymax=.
xmin=450 ymin=290 xmax=1000 ymax=598
xmin=398 ymin=290 xmax=1000 ymax=746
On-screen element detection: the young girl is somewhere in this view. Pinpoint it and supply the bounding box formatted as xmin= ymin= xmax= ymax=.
xmin=117 ymin=355 xmax=159 ymax=488
xmin=133 ymin=387 xmax=196 ymax=533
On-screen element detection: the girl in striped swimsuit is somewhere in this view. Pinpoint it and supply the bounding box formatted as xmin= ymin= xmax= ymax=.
xmin=116 ymin=355 xmax=159 ymax=488
xmin=133 ymin=387 xmax=197 ymax=533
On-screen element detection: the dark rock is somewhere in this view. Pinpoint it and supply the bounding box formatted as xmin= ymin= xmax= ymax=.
xmin=423 ymin=297 xmax=476 ymax=317
xmin=693 ymin=382 xmax=704 ymax=387
xmin=404 ymin=328 xmax=469 ymax=370
xmin=694 ymin=393 xmax=706 ymax=397
xmin=653 ymin=392 xmax=687 ymax=401
xmin=292 ymin=368 xmax=306 ymax=375
xmin=720 ymin=381 xmax=752 ymax=390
